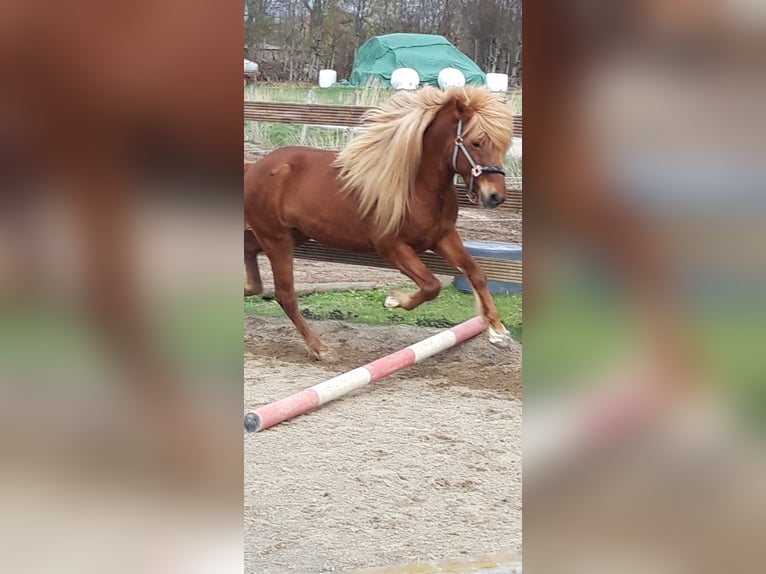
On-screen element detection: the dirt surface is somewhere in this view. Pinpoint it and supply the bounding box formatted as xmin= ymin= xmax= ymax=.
xmin=244 ymin=317 xmax=522 ymax=573
xmin=245 ymin=317 xmax=521 ymax=398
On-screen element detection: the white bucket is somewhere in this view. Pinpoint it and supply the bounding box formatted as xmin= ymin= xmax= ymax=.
xmin=486 ymin=73 xmax=509 ymax=92
xmin=318 ymin=69 xmax=337 ymax=88
xmin=390 ymin=68 xmax=420 ymax=90
xmin=437 ymin=67 xmax=466 ymax=89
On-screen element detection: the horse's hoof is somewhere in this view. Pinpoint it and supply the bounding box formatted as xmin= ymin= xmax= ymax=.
xmin=488 ymin=325 xmax=512 ymax=348
xmin=384 ymin=289 xmax=409 ymax=309
xmin=383 ymin=295 xmax=400 ymax=309
xmin=310 ymin=347 xmax=337 ymax=362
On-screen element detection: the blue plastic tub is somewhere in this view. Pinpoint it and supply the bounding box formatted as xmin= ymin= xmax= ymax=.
xmin=452 ymin=240 xmax=522 ymax=295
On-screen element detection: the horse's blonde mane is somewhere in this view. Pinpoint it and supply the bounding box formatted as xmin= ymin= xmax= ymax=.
xmin=333 ymin=85 xmax=513 ymax=236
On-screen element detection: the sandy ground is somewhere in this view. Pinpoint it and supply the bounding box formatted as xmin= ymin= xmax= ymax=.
xmin=244 ymin=318 xmax=522 ymax=573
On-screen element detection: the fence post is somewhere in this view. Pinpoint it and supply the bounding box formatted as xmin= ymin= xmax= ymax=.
xmin=298 ymin=90 xmax=315 ymax=146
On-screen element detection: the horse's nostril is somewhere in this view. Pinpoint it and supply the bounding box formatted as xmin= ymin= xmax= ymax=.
xmin=488 ymin=192 xmax=502 ymax=206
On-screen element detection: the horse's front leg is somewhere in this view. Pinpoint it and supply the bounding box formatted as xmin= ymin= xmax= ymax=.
xmin=434 ymin=229 xmax=512 ymax=348
xmin=375 ymin=242 xmax=442 ymax=310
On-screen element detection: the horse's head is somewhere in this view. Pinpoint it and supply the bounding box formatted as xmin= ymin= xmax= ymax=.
xmin=447 ymin=88 xmax=514 ymax=209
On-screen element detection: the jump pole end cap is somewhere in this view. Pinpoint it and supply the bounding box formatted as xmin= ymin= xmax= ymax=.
xmin=244 ymin=412 xmax=261 ymax=432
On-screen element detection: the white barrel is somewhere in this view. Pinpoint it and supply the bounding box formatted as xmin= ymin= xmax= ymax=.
xmin=318 ymin=69 xmax=337 ymax=88
xmin=244 ymin=58 xmax=259 ymax=73
xmin=486 ymin=73 xmax=509 ymax=92
xmin=437 ymin=67 xmax=466 ymax=89
xmin=390 ymin=68 xmax=420 ymax=90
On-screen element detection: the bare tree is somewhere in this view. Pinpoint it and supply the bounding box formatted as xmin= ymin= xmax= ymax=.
xmin=244 ymin=0 xmax=275 ymax=59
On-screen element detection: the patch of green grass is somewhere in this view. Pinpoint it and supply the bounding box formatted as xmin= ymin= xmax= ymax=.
xmin=244 ymin=285 xmax=522 ymax=340
xmin=504 ymin=155 xmax=522 ymax=179
xmin=253 ymin=123 xmax=300 ymax=148
xmin=244 ymin=84 xmax=397 ymax=106
xmin=250 ymin=122 xmax=354 ymax=150
xmin=507 ymin=89 xmax=522 ymax=115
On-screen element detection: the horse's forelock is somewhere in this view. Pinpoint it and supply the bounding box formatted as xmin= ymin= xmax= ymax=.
xmin=459 ymin=88 xmax=514 ymax=154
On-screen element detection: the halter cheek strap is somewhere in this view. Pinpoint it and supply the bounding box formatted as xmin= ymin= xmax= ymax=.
xmin=452 ymin=119 xmax=506 ymax=203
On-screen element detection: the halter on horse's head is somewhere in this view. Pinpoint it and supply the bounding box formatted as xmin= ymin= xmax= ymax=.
xmin=451 ymin=118 xmax=507 ymax=206
xmin=440 ymin=88 xmax=512 ymax=209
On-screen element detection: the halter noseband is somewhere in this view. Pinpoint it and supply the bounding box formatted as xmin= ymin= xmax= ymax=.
xmin=452 ymin=119 xmax=506 ymax=204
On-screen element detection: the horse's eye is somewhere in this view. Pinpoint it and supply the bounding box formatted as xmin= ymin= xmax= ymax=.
xmin=471 ymin=141 xmax=481 ymax=149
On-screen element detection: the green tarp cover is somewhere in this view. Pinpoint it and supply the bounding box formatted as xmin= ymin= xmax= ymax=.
xmin=349 ymin=33 xmax=485 ymax=87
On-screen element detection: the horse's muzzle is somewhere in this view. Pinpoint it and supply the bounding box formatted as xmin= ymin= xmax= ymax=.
xmin=482 ymin=191 xmax=504 ymax=209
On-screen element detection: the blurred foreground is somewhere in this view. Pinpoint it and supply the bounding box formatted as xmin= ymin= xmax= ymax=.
xmin=524 ymin=0 xmax=766 ymax=571
xmin=0 ymin=2 xmax=243 ymax=572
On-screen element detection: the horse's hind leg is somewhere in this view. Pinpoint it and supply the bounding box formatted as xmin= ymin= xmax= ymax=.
xmin=375 ymin=242 xmax=442 ymax=310
xmin=260 ymin=235 xmax=334 ymax=361
xmin=244 ymin=229 xmax=263 ymax=296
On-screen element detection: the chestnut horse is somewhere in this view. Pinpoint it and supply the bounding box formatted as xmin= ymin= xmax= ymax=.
xmin=244 ymin=86 xmax=514 ymax=360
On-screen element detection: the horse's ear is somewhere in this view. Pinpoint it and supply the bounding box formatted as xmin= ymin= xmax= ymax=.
xmin=454 ymin=97 xmax=467 ymax=119
xmin=454 ymin=96 xmax=474 ymax=122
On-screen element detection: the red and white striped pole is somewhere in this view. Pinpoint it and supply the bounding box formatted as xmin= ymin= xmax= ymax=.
xmin=244 ymin=316 xmax=486 ymax=432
